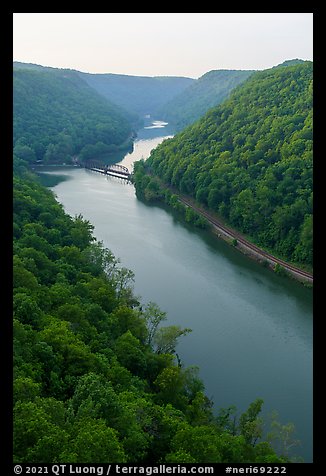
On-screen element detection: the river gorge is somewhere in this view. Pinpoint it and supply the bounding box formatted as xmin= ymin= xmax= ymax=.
xmin=41 ymin=120 xmax=313 ymax=462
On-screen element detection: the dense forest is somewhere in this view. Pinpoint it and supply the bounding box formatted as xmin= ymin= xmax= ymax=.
xmin=12 ymin=59 xmax=309 ymax=463
xmin=13 ymin=168 xmax=294 ymax=463
xmin=157 ymin=69 xmax=254 ymax=131
xmin=13 ymin=67 xmax=134 ymax=164
xmin=14 ymin=62 xmax=258 ymax=131
xmin=134 ymin=62 xmax=313 ymax=269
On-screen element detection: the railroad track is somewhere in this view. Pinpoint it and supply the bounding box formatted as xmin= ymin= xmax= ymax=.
xmin=179 ymin=196 xmax=313 ymax=283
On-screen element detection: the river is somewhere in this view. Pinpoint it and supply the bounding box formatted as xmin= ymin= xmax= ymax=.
xmin=43 ymin=120 xmax=313 ymax=462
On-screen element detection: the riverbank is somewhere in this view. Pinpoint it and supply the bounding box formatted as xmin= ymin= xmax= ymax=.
xmin=133 ymin=162 xmax=313 ymax=286
xmin=177 ymin=194 xmax=313 ymax=286
xmin=50 ymin=161 xmax=313 ymax=462
xmin=34 ymin=160 xmax=313 ymax=286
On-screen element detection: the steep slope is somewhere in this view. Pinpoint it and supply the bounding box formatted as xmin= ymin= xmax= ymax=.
xmin=13 ymin=67 xmax=134 ymax=164
xmin=139 ymin=62 xmax=313 ymax=267
xmin=13 ymin=173 xmax=289 ymax=464
xmin=78 ymin=71 xmax=194 ymax=117
xmin=157 ymin=69 xmax=254 ymax=130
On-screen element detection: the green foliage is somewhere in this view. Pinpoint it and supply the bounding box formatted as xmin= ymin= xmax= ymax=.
xmin=153 ymin=326 xmax=192 ymax=355
xmin=13 ymin=67 xmax=133 ymax=164
xmin=273 ymin=263 xmax=288 ymax=276
xmin=70 ymin=419 xmax=127 ymax=463
xmin=166 ymin=424 xmax=223 ymax=463
xmin=142 ymin=301 xmax=167 ymax=347
xmin=158 ymin=69 xmax=254 ymax=130
xmin=142 ymin=62 xmax=313 ymax=267
xmin=114 ymin=331 xmax=148 ymax=377
xmin=266 ymin=411 xmax=302 ymax=461
xmin=238 ymin=398 xmax=264 ymax=445
xmin=133 ymin=161 xmax=209 ymax=230
xmin=13 ymin=153 xmax=295 ymax=463
xmin=14 ymin=400 xmax=69 ymax=463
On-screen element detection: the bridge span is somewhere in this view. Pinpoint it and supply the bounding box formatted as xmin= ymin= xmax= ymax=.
xmin=84 ymin=161 xmax=132 ymax=180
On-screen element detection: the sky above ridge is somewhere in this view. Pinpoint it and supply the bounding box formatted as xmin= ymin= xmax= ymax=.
xmin=13 ymin=13 xmax=313 ymax=78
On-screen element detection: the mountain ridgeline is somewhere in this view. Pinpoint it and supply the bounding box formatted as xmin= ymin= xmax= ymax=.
xmin=13 ymin=173 xmax=292 ymax=464
xmin=13 ymin=63 xmax=194 ymax=166
xmin=12 ymin=59 xmax=312 ymax=463
xmin=135 ymin=62 xmax=313 ymax=268
xmin=13 ymin=62 xmax=256 ymax=157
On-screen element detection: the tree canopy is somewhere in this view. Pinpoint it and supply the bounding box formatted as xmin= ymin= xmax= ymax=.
xmin=135 ymin=62 xmax=313 ymax=268
xmin=13 ymin=67 xmax=133 ymax=164
xmin=157 ymin=69 xmax=254 ymax=131
xmin=13 ymin=174 xmax=292 ymax=463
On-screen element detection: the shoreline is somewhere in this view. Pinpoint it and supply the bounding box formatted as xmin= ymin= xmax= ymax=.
xmin=176 ymin=194 xmax=313 ymax=286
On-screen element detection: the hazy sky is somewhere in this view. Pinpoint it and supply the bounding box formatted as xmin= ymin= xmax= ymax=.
xmin=13 ymin=13 xmax=313 ymax=78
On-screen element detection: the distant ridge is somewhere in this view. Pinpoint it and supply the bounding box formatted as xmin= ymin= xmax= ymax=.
xmin=157 ymin=69 xmax=255 ymax=130
xmin=78 ymin=71 xmax=194 ymax=117
xmin=273 ymin=58 xmax=308 ymax=68
xmin=13 ymin=66 xmax=134 ymax=164
xmin=13 ymin=61 xmax=194 ymax=119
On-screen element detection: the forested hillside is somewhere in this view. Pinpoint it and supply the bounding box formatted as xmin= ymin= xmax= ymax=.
xmin=12 ymin=63 xmax=252 ymax=136
xmin=13 ymin=173 xmax=289 ymax=463
xmin=136 ymin=62 xmax=313 ymax=268
xmin=78 ymin=71 xmax=194 ymax=117
xmin=13 ymin=67 xmax=134 ymax=164
xmin=157 ymin=69 xmax=254 ymax=130
xmin=12 ymin=58 xmax=308 ymax=463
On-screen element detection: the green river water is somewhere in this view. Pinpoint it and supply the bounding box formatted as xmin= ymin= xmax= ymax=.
xmin=42 ymin=120 xmax=313 ymax=461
